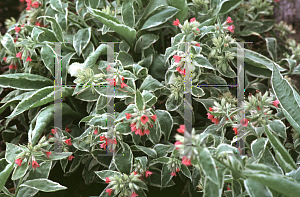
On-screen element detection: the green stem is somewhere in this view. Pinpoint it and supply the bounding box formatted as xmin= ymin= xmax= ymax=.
xmin=212 ymin=156 xmax=247 ymax=179
xmin=161 ymin=30 xmax=165 ymax=52
xmin=14 ymin=173 xmax=24 ymax=196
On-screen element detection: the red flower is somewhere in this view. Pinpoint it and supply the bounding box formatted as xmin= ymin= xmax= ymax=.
xmin=173 ymin=19 xmax=180 ymax=26
xmin=51 ymin=128 xmax=57 ymax=134
xmin=131 ymin=192 xmax=138 ymax=197
xmin=195 ymin=43 xmax=200 ymax=47
xmin=26 ymin=6 xmax=31 ymax=10
xmin=233 ymin=127 xmax=238 ymax=135
xmin=15 ymin=26 xmax=21 ymax=33
xmin=3 ymin=57 xmax=7 ymax=62
xmin=272 ymin=99 xmax=279 ymax=108
xmin=94 ymin=129 xmax=98 ymax=134
xmin=179 ymin=69 xmax=185 ymax=75
xmin=171 ymin=171 xmax=177 ymax=176
xmin=65 ymin=138 xmax=72 ymax=146
xmin=16 ymin=52 xmax=22 ymax=59
xmin=190 ymin=18 xmax=196 ymax=23
xmin=121 ymin=82 xmax=127 ymax=88
xmin=182 ymin=156 xmax=192 ymax=166
xmin=151 ymin=115 xmax=157 ymax=121
xmin=257 ymin=106 xmax=260 ymax=111
xmin=176 ymin=67 xmax=181 ymax=73
xmin=176 ymin=167 xmax=180 ymax=172
xmin=68 ymin=155 xmax=75 ymax=161
xmin=106 ymin=65 xmax=112 ymax=71
xmin=48 ymin=135 xmax=53 ymax=139
xmin=141 ymin=115 xmax=149 ymax=124
xmin=177 ymin=125 xmax=185 ymax=133
xmin=65 ymin=125 xmax=71 ymax=133
xmin=32 ymin=1 xmax=39 ymax=8
xmin=149 ymin=123 xmax=153 ymax=128
xmin=144 ymin=129 xmax=150 ymax=135
xmin=212 ymin=118 xmax=219 ymax=125
xmin=107 ymin=138 xmax=117 ymax=145
xmin=26 ymin=56 xmax=32 ymax=62
xmin=227 ymin=186 xmax=230 ymax=191
xmin=174 ymin=141 xmax=182 ymax=150
xmin=15 ymin=158 xmax=22 ymax=166
xmin=32 ymin=161 xmax=40 ymax=169
xmin=173 ymin=55 xmax=182 ymax=63
xmin=145 ymin=170 xmax=153 ymax=178
xmin=226 ymin=17 xmax=233 ymax=24
xmin=274 ymin=0 xmax=280 ymax=2
xmin=9 ymin=65 xmax=17 ymax=69
xmin=106 ymin=188 xmax=113 ymax=196
xmin=100 ymin=136 xmax=106 ymax=141
xmin=121 ymin=77 xmax=125 ymax=81
xmin=45 ymin=151 xmax=52 ymax=158
xmin=207 ymin=113 xmax=214 ymax=121
xmin=209 ymin=107 xmax=213 ymax=111
xmin=240 ymin=118 xmax=249 ymax=127
xmin=135 ymin=129 xmax=143 ymax=136
xmin=227 ymin=25 xmax=235 ymax=33
xmin=105 ymin=177 xmax=110 ymax=184
xmin=35 ymin=22 xmax=41 ymax=26
xmin=100 ymin=143 xmax=107 ymax=150
xmin=131 ymin=125 xmax=137 ymax=132
xmin=125 ymin=113 xmax=131 ymax=120
xmin=133 ymin=171 xmax=138 ymax=175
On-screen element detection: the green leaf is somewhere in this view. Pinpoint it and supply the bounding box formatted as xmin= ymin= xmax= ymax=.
xmin=115 ymin=122 xmax=131 ymax=134
xmin=20 ymin=178 xmax=67 ymax=192
xmin=73 ymin=28 xmax=91 ymax=56
xmin=139 ymin=75 xmax=164 ymax=93
xmin=271 ymin=65 xmax=300 ymax=134
xmin=95 ymin=170 xmax=122 ymax=181
xmin=7 ymin=86 xmax=73 ymax=119
xmin=264 ymin=125 xmax=297 ymax=172
xmin=167 ymin=0 xmax=188 ymax=23
xmin=122 ymin=0 xmax=135 ymax=28
xmin=198 ymin=147 xmax=218 ymax=185
xmin=153 ymin=144 xmax=172 ymax=158
xmin=5 ymin=143 xmax=23 ymax=164
xmin=85 ymin=44 xmax=107 ymax=68
xmin=180 ymin=164 xmax=192 ymax=181
xmin=142 ymin=91 xmax=157 ymax=107
xmin=134 ymin=34 xmax=159 ymax=52
xmin=0 ymin=73 xmax=53 ymax=90
xmin=131 ymin=145 xmax=157 ymax=158
xmin=215 ymin=0 xmax=243 ymax=15
xmin=140 ymin=6 xmax=179 ymax=30
xmin=11 ymin=161 xmax=29 ymax=180
xmin=244 ymin=178 xmax=273 ymax=197
xmin=161 ymin=164 xmax=172 ymax=189
xmin=50 ymin=0 xmax=64 ymax=12
xmin=62 ymin=52 xmax=76 ymax=84
xmin=1 ymin=33 xmax=16 ymax=54
xmin=203 ymin=176 xmax=221 ymax=197
xmin=135 ymin=89 xmax=145 ymax=111
xmin=31 ymin=26 xmax=58 ymax=42
xmin=268 ymin=120 xmax=287 ymax=140
xmin=76 ymin=0 xmax=88 ymax=18
xmin=117 ymin=51 xmax=135 ymax=66
xmin=242 ymin=170 xmax=300 ymax=197
xmin=41 ymin=44 xmax=55 ymax=77
xmin=35 ymin=152 xmax=72 ymax=161
xmin=149 ymin=157 xmax=170 ymax=166
xmin=251 ymin=138 xmax=268 ymax=159
xmin=41 ymin=16 xmax=64 ymax=42
xmin=155 ymin=110 xmax=173 ymax=141
xmin=0 ymin=159 xmax=14 ymax=192
xmin=148 ymin=54 xmax=167 ymax=81
xmin=193 ymin=56 xmax=214 ymax=70
xmin=87 ymin=7 xmax=136 ymax=49
xmin=265 ymin=38 xmax=277 ymax=62
xmin=114 ymin=142 xmax=133 ymax=174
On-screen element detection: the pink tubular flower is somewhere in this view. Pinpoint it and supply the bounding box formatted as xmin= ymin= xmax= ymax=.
xmin=179 ymin=69 xmax=185 ymax=75
xmin=173 ymin=55 xmax=182 ymax=63
xmin=226 ymin=17 xmax=233 ymax=24
xmin=182 ymin=156 xmax=192 ymax=166
xmin=32 ymin=161 xmax=40 ymax=169
xmin=121 ymin=77 xmax=125 ymax=81
xmin=68 ymin=155 xmax=75 ymax=161
xmin=16 ymin=52 xmax=22 ymax=59
xmin=227 ymin=25 xmax=235 ymax=33
xmin=100 ymin=136 xmax=106 ymax=141
xmin=141 ymin=115 xmax=149 ymax=124
xmin=177 ymin=125 xmax=185 ymax=133
xmin=174 ymin=141 xmax=182 ymax=150
xmin=100 ymin=143 xmax=107 ymax=150
xmin=131 ymin=192 xmax=138 ymax=197
xmin=26 ymin=56 xmax=32 ymax=62
xmin=125 ymin=113 xmax=131 ymax=120
xmin=240 ymin=118 xmax=249 ymax=127
xmin=145 ymin=170 xmax=153 ymax=178
xmin=26 ymin=6 xmax=31 ymax=10
xmin=176 ymin=167 xmax=180 ymax=172
xmin=151 ymin=115 xmax=157 ymax=121
xmin=32 ymin=1 xmax=39 ymax=8
xmin=176 ymin=67 xmax=181 ymax=73
xmin=207 ymin=113 xmax=214 ymax=121
xmin=173 ymin=19 xmax=180 ymax=26
xmin=209 ymin=107 xmax=213 ymax=111
xmin=212 ymin=118 xmax=219 ymax=125
xmin=233 ymin=127 xmax=238 ymax=135
xmin=195 ymin=43 xmax=200 ymax=47
xmin=272 ymin=99 xmax=279 ymax=107
xmin=107 ymin=138 xmax=117 ymax=145
xmin=35 ymin=22 xmax=41 ymax=26
xmin=51 ymin=128 xmax=57 ymax=134
xmin=106 ymin=65 xmax=112 ymax=71
xmin=171 ymin=171 xmax=177 ymax=177
xmin=121 ymin=82 xmax=127 ymax=88
xmin=9 ymin=65 xmax=18 ymax=70
xmin=149 ymin=123 xmax=153 ymax=128
xmin=15 ymin=26 xmax=21 ymax=33
xmin=106 ymin=188 xmax=113 ymax=196
xmin=65 ymin=138 xmax=72 ymax=146
xmin=3 ymin=57 xmax=7 ymax=62
xmin=190 ymin=18 xmax=196 ymax=23
xmin=105 ymin=177 xmax=110 ymax=184
xmin=15 ymin=158 xmax=22 ymax=166
xmin=45 ymin=151 xmax=52 ymax=158
xmin=144 ymin=129 xmax=150 ymax=135
xmin=131 ymin=125 xmax=137 ymax=132
xmin=94 ymin=129 xmax=98 ymax=134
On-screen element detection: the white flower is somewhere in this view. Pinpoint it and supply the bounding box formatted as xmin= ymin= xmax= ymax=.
xmin=68 ymin=62 xmax=84 ymax=77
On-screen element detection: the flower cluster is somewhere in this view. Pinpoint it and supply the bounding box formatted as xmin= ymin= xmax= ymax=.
xmin=105 ymin=172 xmax=146 ymax=197
xmin=99 ymin=135 xmax=117 ymax=152
xmin=125 ymin=109 xmax=157 ymax=136
xmin=106 ymin=65 xmax=128 ymax=89
xmin=166 ymin=157 xmax=181 ymax=177
xmin=21 ymin=0 xmax=41 ymax=11
xmin=173 ymin=18 xmax=200 ymax=35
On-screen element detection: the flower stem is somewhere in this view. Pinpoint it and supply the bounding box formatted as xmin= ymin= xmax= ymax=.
xmin=14 ymin=174 xmax=24 ymax=196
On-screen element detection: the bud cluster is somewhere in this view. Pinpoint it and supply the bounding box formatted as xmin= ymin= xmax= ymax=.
xmin=173 ymin=18 xmax=200 ymax=35
xmin=167 ymin=157 xmax=181 ymax=177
